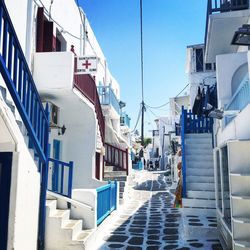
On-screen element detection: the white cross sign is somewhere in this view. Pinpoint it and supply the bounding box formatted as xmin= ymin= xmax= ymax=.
xmin=76 ymin=56 xmax=98 ymax=74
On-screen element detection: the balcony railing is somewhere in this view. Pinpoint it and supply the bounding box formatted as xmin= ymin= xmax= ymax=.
xmin=205 ymin=0 xmax=249 ymax=45
xmin=74 ymin=74 xmax=105 ymax=142
xmin=105 ymin=143 xmax=128 ymax=175
xmin=97 ymin=86 xmax=120 ymax=115
xmin=224 ymin=75 xmax=250 ymax=125
xmin=208 ymin=0 xmax=249 ymax=13
xmin=96 ymin=181 xmax=117 ymax=225
xmin=48 ymin=158 xmax=73 ymax=198
xmin=120 ymin=112 xmax=131 ymax=128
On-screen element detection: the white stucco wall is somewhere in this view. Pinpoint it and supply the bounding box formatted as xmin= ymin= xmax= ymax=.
xmin=0 ymin=98 xmax=40 ymax=250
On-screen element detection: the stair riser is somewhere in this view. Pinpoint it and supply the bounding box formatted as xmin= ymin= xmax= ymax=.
xmin=232 ymin=199 xmax=250 ymax=218
xmin=187 ymin=191 xmax=215 ymax=199
xmin=231 ymin=176 xmax=250 ymax=197
xmin=103 ymin=176 xmax=127 ymax=181
xmin=62 ymin=220 xmax=83 ymax=240
xmin=185 ymin=138 xmax=212 ymax=144
xmin=182 ymin=198 xmax=216 ymax=208
xmin=187 ymin=182 xmax=215 ymax=191
xmin=185 ymin=133 xmax=212 ymax=138
xmin=186 ymin=176 xmax=214 ymax=183
xmin=233 ymin=221 xmax=250 ymax=241
xmin=186 ymin=155 xmax=213 ymax=161
xmin=187 ymin=167 xmax=214 ymax=175
xmin=185 ymin=149 xmax=213 ymax=155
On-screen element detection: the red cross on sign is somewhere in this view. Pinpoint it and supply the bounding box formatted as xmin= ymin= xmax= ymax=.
xmin=82 ymin=60 xmax=91 ymax=69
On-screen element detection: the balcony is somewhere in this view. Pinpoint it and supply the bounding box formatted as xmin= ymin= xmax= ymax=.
xmin=33 ymin=52 xmax=105 ymax=142
xmin=224 ymin=74 xmax=250 ymax=125
xmin=208 ymin=0 xmax=249 ymax=13
xmin=120 ymin=112 xmax=131 ymax=128
xmin=97 ymin=86 xmax=120 ymax=117
xmin=205 ymin=0 xmax=250 ymax=63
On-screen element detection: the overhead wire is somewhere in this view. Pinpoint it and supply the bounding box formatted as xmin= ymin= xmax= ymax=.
xmin=145 ymin=83 xmax=190 ymax=109
xmin=34 ymin=0 xmax=81 ymax=40
xmin=131 ymin=104 xmax=142 ymax=133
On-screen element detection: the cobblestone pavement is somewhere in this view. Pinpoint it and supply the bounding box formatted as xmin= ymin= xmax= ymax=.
xmin=96 ymin=171 xmax=223 ymax=250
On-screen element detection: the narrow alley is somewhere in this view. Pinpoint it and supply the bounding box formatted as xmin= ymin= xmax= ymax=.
xmin=96 ymin=171 xmax=223 ymax=250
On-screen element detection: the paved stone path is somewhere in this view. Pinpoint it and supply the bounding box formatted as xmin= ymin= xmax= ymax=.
xmin=96 ymin=171 xmax=223 ymax=250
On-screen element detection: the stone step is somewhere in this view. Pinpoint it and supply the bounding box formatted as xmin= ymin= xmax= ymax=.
xmin=185 ymin=148 xmax=213 ymax=155
xmin=186 ymin=154 xmax=213 ymax=161
xmin=186 ymin=161 xmax=214 ymax=169
xmin=103 ymin=176 xmax=127 ymax=182
xmin=187 ymin=182 xmax=215 ymax=191
xmin=185 ymin=133 xmax=212 ymax=139
xmin=62 ymin=219 xmax=83 ymax=240
xmin=186 ymin=176 xmax=214 ymax=183
xmin=187 ymin=190 xmax=215 ymax=199
xmin=185 ymin=138 xmax=212 ymax=145
xmin=187 ymin=167 xmax=214 ymax=176
xmin=182 ymin=198 xmax=216 ymax=209
xmin=185 ymin=143 xmax=213 ymax=150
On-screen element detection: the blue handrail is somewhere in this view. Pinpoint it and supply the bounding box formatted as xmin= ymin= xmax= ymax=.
xmin=97 ymin=86 xmax=120 ymax=114
xmin=0 ymin=1 xmax=49 ymax=164
xmin=181 ymin=107 xmax=187 ymax=198
xmin=48 ymin=158 xmax=74 ymax=198
xmin=96 ymin=181 xmax=117 ymax=225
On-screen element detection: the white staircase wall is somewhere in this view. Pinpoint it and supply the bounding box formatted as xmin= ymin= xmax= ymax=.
xmin=0 ymin=98 xmax=41 ymax=250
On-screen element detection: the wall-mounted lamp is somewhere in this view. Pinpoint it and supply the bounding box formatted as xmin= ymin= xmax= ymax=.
xmin=232 ymin=24 xmax=250 ymax=46
xmin=50 ymin=124 xmax=66 ymax=136
xmin=208 ymin=109 xmax=240 ymax=119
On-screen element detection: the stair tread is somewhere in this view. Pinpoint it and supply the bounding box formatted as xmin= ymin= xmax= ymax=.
xmin=62 ymin=219 xmax=82 ymax=229
xmin=46 ymin=199 xmax=57 ymax=206
xmin=50 ymin=209 xmax=69 ymax=217
xmin=74 ymin=230 xmax=93 ymax=241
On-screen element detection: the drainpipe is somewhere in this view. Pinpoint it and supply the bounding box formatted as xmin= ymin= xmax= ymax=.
xmin=25 ymin=0 xmax=34 ymax=66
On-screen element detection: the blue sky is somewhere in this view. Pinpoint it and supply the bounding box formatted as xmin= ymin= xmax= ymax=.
xmin=79 ymin=0 xmax=207 ymax=135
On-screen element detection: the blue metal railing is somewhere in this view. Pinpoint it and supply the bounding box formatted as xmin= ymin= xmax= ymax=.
xmin=180 ymin=107 xmax=213 ymax=198
xmin=224 ymin=75 xmax=250 ymax=126
xmin=96 ymin=181 xmax=117 ymax=225
xmin=48 ymin=158 xmax=73 ymax=198
xmin=181 ymin=107 xmax=187 ymax=198
xmin=97 ymin=86 xmax=120 ymax=114
xmin=120 ymin=112 xmax=131 ymax=128
xmin=0 ymin=1 xmax=49 ymax=165
xmin=0 ymin=1 xmax=50 ymax=248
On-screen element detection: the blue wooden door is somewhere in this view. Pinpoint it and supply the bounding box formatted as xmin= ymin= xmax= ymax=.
xmin=52 ymin=140 xmax=61 ymax=192
xmin=0 ymin=152 xmax=12 ymax=250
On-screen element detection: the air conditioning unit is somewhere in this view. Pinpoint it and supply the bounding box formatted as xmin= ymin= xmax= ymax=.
xmin=44 ymin=101 xmax=59 ymax=127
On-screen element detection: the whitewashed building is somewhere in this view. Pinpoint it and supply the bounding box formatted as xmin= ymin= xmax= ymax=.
xmin=205 ymin=1 xmax=250 ymax=249
xmin=0 ymin=0 xmax=131 ymax=249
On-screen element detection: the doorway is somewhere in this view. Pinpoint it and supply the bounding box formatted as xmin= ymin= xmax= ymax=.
xmin=0 ymin=152 xmax=13 ymax=250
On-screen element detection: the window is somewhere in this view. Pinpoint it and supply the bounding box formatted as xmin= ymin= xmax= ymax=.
xmin=195 ymin=48 xmax=204 ymax=72
xmin=205 ymin=63 xmax=212 ymax=71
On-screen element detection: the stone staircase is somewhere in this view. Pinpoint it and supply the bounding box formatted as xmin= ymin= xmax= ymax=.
xmin=45 ymin=199 xmax=95 ymax=250
xmin=103 ymin=165 xmax=130 ymax=205
xmin=182 ymin=133 xmax=216 ymax=210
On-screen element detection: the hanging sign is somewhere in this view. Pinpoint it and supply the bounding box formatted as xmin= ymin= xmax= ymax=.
xmin=76 ymin=56 xmax=98 ymax=74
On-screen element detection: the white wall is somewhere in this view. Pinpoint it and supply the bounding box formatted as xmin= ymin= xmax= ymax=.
xmin=0 ymin=98 xmax=40 ymax=250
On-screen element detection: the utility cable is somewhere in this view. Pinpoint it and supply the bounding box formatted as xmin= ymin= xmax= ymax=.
xmin=145 ymin=83 xmax=190 ymax=109
xmin=131 ymin=104 xmax=142 ymax=133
